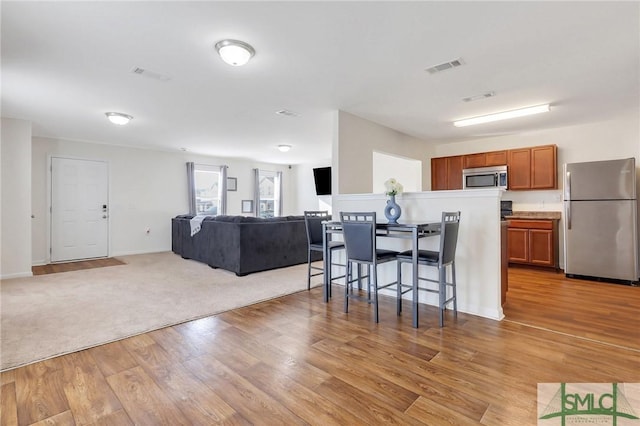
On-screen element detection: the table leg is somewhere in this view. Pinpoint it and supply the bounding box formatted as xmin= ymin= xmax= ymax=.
xmin=412 ymin=227 xmax=419 ymax=328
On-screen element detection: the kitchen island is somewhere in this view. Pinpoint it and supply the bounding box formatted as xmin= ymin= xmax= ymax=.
xmin=332 ymin=189 xmax=504 ymax=321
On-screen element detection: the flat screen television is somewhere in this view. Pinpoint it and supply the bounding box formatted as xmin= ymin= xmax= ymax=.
xmin=313 ymin=167 xmax=331 ymax=195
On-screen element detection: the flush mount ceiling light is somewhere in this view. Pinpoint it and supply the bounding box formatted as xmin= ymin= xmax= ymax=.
xmin=453 ymin=104 xmax=550 ymax=127
xmin=278 ymin=144 xmax=292 ymax=152
xmin=105 ymin=112 xmax=133 ymax=125
xmin=215 ymin=39 xmax=255 ymax=66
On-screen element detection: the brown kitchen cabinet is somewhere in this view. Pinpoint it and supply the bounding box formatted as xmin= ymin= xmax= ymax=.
xmin=485 ymin=150 xmax=508 ymax=166
xmin=463 ymin=150 xmax=507 ymax=169
xmin=463 ymin=153 xmax=486 ymax=169
xmin=507 ymin=144 xmax=557 ymax=190
xmin=431 ymin=155 xmax=463 ymax=190
xmin=507 ymin=219 xmax=559 ymax=269
xmin=463 ymin=150 xmax=508 ymax=169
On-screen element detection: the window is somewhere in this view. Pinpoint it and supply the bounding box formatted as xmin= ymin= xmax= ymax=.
xmin=253 ymin=169 xmax=282 ymax=218
xmin=187 ymin=163 xmax=227 ymax=216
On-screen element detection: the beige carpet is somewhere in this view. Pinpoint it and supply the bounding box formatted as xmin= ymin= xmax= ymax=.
xmin=0 ymin=252 xmax=314 ymax=371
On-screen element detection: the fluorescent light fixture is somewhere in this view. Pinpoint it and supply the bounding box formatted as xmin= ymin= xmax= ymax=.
xmin=215 ymin=39 xmax=255 ymax=66
xmin=453 ymin=104 xmax=550 ymax=127
xmin=278 ymin=144 xmax=292 ymax=152
xmin=105 ymin=112 xmax=133 ymax=125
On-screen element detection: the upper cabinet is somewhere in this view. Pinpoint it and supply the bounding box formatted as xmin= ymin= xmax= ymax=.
xmin=463 ymin=150 xmax=507 ymax=169
xmin=431 ymin=155 xmax=463 ymax=190
xmin=507 ymin=144 xmax=557 ymax=190
xmin=485 ymin=150 xmax=508 ymax=167
xmin=431 ymin=145 xmax=557 ymax=191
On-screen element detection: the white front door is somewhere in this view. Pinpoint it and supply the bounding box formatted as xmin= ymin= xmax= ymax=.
xmin=51 ymin=157 xmax=109 ymax=262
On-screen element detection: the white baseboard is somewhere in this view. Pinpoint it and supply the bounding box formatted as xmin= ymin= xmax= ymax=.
xmin=1 ymin=271 xmax=34 ymax=280
xmin=110 ymin=249 xmax=171 ymax=257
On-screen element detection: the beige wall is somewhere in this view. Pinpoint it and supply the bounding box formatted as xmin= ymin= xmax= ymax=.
xmin=1 ymin=118 xmax=33 ymax=278
xmin=31 ymin=137 xmax=295 ymax=264
xmin=433 ymin=110 xmax=639 ymax=210
xmin=335 ymin=111 xmax=434 ymax=194
xmin=434 ymin=110 xmax=639 ymax=174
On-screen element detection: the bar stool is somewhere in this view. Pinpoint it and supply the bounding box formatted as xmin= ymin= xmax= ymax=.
xmin=340 ymin=211 xmax=399 ymax=323
xmin=304 ymin=211 xmax=345 ymax=295
xmin=396 ymin=211 xmax=461 ymax=327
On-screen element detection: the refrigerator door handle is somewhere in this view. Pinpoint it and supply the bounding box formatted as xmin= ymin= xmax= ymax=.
xmin=564 ymin=170 xmax=572 ymax=229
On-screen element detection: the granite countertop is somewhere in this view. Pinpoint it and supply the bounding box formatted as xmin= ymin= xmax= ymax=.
xmin=505 ymin=211 xmax=561 ymax=220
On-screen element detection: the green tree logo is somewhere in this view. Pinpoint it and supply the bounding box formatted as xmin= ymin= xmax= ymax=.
xmin=539 ymin=383 xmax=639 ymax=425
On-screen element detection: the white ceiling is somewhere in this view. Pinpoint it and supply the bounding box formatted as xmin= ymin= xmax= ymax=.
xmin=2 ymin=2 xmax=638 ymax=165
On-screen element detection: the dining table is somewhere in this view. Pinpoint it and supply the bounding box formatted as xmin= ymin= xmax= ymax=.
xmin=321 ymin=220 xmax=441 ymax=328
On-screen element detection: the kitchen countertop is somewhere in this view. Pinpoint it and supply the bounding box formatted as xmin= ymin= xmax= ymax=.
xmin=505 ymin=211 xmax=561 ymax=220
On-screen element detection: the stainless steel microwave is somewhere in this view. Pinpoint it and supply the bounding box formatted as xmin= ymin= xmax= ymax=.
xmin=462 ymin=165 xmax=508 ymax=189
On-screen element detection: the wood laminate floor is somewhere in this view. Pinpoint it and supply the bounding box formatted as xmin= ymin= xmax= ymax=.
xmin=32 ymin=258 xmax=126 ymax=275
xmin=1 ymin=267 xmax=638 ymax=425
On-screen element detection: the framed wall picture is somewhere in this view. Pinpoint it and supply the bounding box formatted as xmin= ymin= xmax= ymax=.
xmin=241 ymin=200 xmax=253 ymax=213
xmin=227 ymin=177 xmax=237 ymax=191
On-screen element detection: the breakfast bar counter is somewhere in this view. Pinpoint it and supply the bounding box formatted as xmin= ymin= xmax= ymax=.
xmin=331 ymin=189 xmax=505 ymax=322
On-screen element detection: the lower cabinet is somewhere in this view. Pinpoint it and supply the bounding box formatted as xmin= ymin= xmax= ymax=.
xmin=507 ymin=219 xmax=559 ymax=269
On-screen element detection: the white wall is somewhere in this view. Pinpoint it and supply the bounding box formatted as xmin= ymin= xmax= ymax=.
xmin=336 ymin=111 xmax=434 ymax=194
xmin=434 ymin=111 xmax=640 ymax=212
xmin=333 ymin=189 xmax=504 ymax=321
xmin=372 ymin=151 xmax=422 ymax=193
xmin=1 ymin=118 xmax=33 ymax=278
xmin=292 ymin=162 xmax=332 ymax=214
xmin=31 ymin=137 xmax=296 ymax=264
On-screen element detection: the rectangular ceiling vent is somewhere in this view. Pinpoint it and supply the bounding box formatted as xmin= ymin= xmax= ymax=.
xmin=275 ymin=109 xmax=300 ymax=117
xmin=462 ymin=91 xmax=496 ymax=102
xmin=425 ymin=58 xmax=465 ymax=74
xmin=130 ymin=67 xmax=171 ymax=82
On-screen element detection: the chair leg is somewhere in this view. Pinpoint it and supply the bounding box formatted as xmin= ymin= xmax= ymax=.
xmin=396 ymin=261 xmax=403 ymax=315
xmin=451 ymin=261 xmax=457 ymax=317
xmin=439 ymin=266 xmax=446 ymax=327
xmin=344 ymin=261 xmax=352 ymax=313
xmin=307 ymin=250 xmax=312 ymax=291
xmin=373 ymin=267 xmax=379 ymax=323
xmin=327 ymin=249 xmax=332 ymax=299
xmin=367 ymin=265 xmax=372 ymax=303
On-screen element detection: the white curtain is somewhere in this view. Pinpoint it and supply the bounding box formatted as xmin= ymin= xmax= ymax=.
xmin=252 ymin=168 xmax=260 ymax=216
xmin=186 ymin=162 xmax=196 ymax=215
xmin=219 ymin=165 xmax=228 ymax=215
xmin=275 ymin=171 xmax=283 ymax=217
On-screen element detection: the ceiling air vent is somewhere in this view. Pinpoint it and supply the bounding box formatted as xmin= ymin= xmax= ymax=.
xmin=425 ymin=58 xmax=465 ymax=74
xmin=130 ymin=67 xmax=171 ymax=82
xmin=462 ymin=91 xmax=496 ymax=102
xmin=275 ymin=109 xmax=300 ymax=117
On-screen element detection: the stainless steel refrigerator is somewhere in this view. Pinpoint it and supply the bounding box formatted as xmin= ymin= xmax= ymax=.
xmin=563 ymin=158 xmax=639 ymax=283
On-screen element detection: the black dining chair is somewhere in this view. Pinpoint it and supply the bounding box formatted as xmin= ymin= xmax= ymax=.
xmin=340 ymin=211 xmax=399 ymax=323
xmin=396 ymin=211 xmax=461 ymax=327
xmin=303 ymin=211 xmax=345 ymax=295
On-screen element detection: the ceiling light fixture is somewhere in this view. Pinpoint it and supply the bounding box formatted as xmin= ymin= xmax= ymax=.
xmin=453 ymin=104 xmax=550 ymax=127
xmin=215 ymin=39 xmax=255 ymax=66
xmin=278 ymin=144 xmax=292 ymax=152
xmin=105 ymin=112 xmax=133 ymax=125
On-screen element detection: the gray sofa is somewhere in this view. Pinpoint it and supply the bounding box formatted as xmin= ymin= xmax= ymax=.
xmin=171 ymin=214 xmax=322 ymax=276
